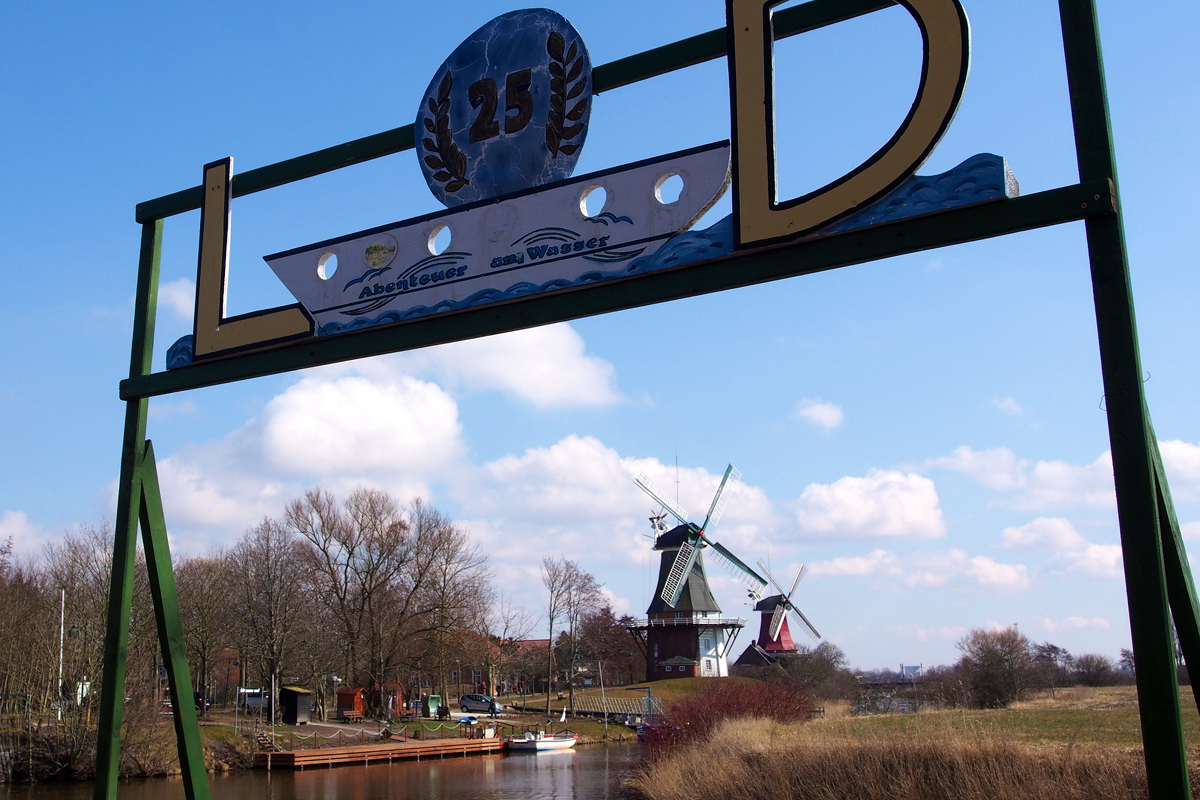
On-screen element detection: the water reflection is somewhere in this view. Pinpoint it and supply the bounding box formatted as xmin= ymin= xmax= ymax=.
xmin=2 ymin=743 xmax=639 ymax=800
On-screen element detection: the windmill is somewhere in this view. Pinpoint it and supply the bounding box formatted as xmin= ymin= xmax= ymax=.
xmin=755 ymin=560 xmax=821 ymax=646
xmin=634 ymin=465 xmax=768 ymax=607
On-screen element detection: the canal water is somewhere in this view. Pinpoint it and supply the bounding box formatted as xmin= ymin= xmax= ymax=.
xmin=2 ymin=743 xmax=641 ymax=799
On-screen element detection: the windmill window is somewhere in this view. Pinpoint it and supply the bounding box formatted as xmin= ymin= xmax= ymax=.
xmin=675 ymin=611 xmax=684 ymax=619
xmin=664 ymin=666 xmax=672 ymax=672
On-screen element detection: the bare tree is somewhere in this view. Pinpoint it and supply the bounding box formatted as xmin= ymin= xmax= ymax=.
xmin=541 ymin=556 xmax=571 ymax=713
xmin=227 ymin=517 xmax=307 ymax=718
xmin=176 ymin=553 xmax=233 ymax=714
xmin=1032 ymin=642 xmax=1074 ymax=698
xmin=407 ymin=501 xmax=490 ymax=703
xmin=561 ymin=562 xmax=602 ymax=713
xmin=287 ymin=488 xmax=411 ymax=695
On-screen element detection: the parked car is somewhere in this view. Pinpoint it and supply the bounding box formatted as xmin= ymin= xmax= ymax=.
xmin=459 ymin=693 xmax=502 ymax=713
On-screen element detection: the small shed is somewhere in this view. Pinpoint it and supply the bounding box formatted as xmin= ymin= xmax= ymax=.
xmin=280 ymin=687 xmax=311 ymax=725
xmin=336 ymin=686 xmax=367 ymax=721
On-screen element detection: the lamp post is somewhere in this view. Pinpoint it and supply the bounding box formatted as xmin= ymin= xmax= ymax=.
xmin=56 ymin=589 xmax=65 ymax=721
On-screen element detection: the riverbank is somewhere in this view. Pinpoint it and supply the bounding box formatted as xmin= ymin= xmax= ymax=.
xmin=627 ymin=686 xmax=1200 ymax=800
xmin=0 ymin=708 xmax=639 ymax=784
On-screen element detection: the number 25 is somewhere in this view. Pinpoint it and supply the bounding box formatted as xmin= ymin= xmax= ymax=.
xmin=469 ymin=69 xmax=533 ymax=143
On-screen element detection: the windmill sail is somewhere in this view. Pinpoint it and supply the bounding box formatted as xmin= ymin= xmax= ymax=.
xmin=701 ymin=465 xmax=741 ymax=530
xmin=706 ymin=540 xmax=768 ymax=596
xmin=635 ymin=472 xmax=689 ymax=526
xmin=660 ymin=538 xmax=699 ymax=608
xmin=769 ymin=603 xmax=786 ymax=641
xmin=790 ymin=606 xmax=821 ymax=642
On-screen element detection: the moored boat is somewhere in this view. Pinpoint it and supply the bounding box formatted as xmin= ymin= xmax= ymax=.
xmin=504 ymin=730 xmax=578 ymax=752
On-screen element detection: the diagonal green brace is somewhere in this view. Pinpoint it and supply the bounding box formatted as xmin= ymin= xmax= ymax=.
xmin=1151 ymin=434 xmax=1200 ymax=717
xmin=138 ymin=441 xmax=211 ymax=800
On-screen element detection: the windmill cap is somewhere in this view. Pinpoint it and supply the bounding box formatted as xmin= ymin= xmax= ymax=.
xmin=652 ymin=524 xmax=697 ymax=551
xmin=753 ymin=594 xmax=787 ymax=612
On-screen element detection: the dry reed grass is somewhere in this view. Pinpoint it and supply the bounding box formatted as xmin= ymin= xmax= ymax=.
xmin=626 ymin=716 xmax=1188 ymax=800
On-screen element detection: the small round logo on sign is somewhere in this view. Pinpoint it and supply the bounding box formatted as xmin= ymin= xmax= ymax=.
xmin=416 ymin=9 xmax=592 ymax=207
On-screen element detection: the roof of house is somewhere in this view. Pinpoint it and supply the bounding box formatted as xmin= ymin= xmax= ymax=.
xmin=659 ymin=655 xmax=699 ymax=667
xmin=734 ymin=642 xmax=779 ymax=668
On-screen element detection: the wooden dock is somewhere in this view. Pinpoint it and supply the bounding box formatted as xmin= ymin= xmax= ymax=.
xmin=253 ymin=737 xmax=505 ymax=769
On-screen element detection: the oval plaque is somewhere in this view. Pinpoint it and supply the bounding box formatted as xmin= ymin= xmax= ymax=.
xmin=416 ymin=9 xmax=592 ymax=207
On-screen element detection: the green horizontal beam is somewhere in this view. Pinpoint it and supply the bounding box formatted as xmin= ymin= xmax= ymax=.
xmin=122 ymin=179 xmax=1113 ymax=400
xmin=133 ymin=0 xmax=894 ymax=224
xmin=593 ymin=0 xmax=892 ymax=92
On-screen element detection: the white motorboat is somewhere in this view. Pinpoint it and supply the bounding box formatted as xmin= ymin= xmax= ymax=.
xmin=504 ymin=730 xmax=578 ymax=752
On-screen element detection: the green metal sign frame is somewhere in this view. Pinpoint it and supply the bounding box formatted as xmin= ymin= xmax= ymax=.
xmin=97 ymin=1 xmax=1199 ymax=798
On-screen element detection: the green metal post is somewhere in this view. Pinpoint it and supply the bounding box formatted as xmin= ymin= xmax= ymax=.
xmin=138 ymin=442 xmax=210 ymax=800
xmin=94 ymin=220 xmax=161 ymax=800
xmin=1059 ymin=0 xmax=1189 ymax=795
xmin=1151 ymin=436 xmax=1200 ymax=716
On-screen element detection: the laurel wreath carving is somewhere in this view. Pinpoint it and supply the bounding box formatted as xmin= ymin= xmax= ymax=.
xmin=546 ymin=32 xmax=587 ymax=158
xmin=422 ymin=72 xmax=470 ymax=194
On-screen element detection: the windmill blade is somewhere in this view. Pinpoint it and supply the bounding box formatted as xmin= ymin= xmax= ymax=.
xmin=660 ymin=538 xmax=700 ymax=608
xmin=787 ymin=564 xmax=808 ymax=600
xmin=757 ymin=559 xmax=791 ymax=598
xmin=700 ymin=465 xmax=741 ymax=531
xmin=768 ymin=603 xmax=786 ymax=641
xmin=705 ymin=539 xmax=768 ymax=596
xmin=635 ymin=472 xmax=689 ymax=526
xmin=789 ymin=606 xmax=821 ymax=642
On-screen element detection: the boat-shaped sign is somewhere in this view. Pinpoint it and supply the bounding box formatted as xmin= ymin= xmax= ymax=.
xmin=264 ymin=142 xmax=730 ymax=336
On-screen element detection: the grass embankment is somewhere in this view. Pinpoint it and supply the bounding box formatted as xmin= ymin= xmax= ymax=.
xmin=628 ymin=686 xmax=1200 ymax=800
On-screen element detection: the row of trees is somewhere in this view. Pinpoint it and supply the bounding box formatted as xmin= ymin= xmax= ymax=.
xmin=0 ymin=489 xmax=648 ymax=732
xmin=868 ymin=627 xmax=1138 ymax=711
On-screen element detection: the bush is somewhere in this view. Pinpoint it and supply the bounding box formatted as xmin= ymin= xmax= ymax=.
xmin=646 ymin=679 xmax=812 ymax=755
xmin=956 ymin=628 xmax=1033 ymax=708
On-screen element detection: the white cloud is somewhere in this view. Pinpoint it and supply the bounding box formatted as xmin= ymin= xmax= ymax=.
xmin=1020 ymin=453 xmax=1114 ymax=510
xmin=810 ymin=548 xmax=1027 ymax=592
xmin=794 ymin=469 xmax=945 ymax=540
xmin=261 ymin=375 xmax=462 ymax=476
xmin=992 ymin=397 xmax=1023 ymax=416
xmin=930 ymin=440 xmax=1200 ymax=510
xmin=1000 ymin=517 xmax=1088 ymax=551
xmin=158 ymin=277 xmax=196 ymax=322
xmin=795 ymin=398 xmax=844 ymax=430
xmin=154 ymin=373 xmax=462 ymax=550
xmin=1184 ymin=522 xmax=1200 ymax=541
xmin=808 ymin=549 xmax=900 ymax=578
xmin=998 ymin=517 xmax=1122 ymax=580
xmin=1160 ymin=440 xmax=1200 ymax=499
xmin=928 ymin=446 xmax=1115 ymax=509
xmin=928 ymin=446 xmax=1027 ymax=491
xmin=462 ymin=436 xmax=779 ymax=568
xmin=1057 ymin=543 xmax=1123 ymax=579
xmin=1040 ymin=616 xmax=1111 ymax=633
xmin=0 ymin=510 xmax=51 ymax=555
xmin=967 ymin=556 xmax=1029 ymax=590
xmin=377 ymin=323 xmax=622 ymax=409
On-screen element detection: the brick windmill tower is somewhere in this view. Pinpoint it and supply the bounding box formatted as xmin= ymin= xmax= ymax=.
xmin=624 ymin=466 xmax=768 ymax=680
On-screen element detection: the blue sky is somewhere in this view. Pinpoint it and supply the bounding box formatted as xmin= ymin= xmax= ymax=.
xmin=2 ymin=0 xmax=1198 ymax=669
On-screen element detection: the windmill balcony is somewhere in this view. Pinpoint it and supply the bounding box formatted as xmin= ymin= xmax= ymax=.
xmin=624 ymin=616 xmax=746 ymax=629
